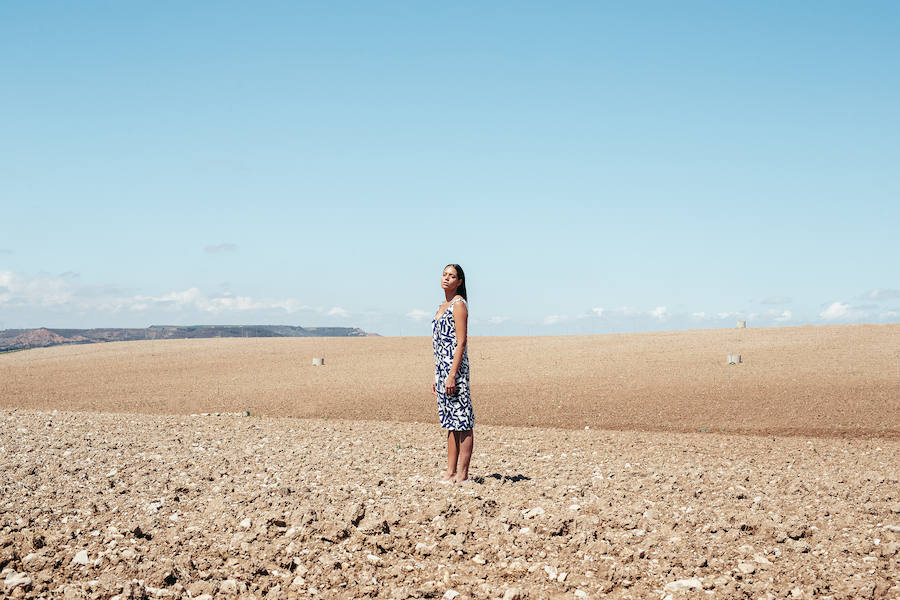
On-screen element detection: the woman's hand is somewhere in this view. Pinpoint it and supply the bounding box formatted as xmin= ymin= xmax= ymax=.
xmin=445 ymin=373 xmax=457 ymax=396
xmin=431 ymin=381 xmax=437 ymax=396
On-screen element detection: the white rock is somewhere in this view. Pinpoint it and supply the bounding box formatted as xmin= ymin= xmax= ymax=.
xmin=72 ymin=550 xmax=89 ymax=565
xmin=219 ymin=579 xmax=244 ymax=594
xmin=737 ymin=562 xmax=756 ymax=574
xmin=503 ymin=589 xmax=524 ymax=600
xmin=883 ymin=525 xmax=900 ymax=533
xmin=472 ymin=554 xmax=486 ymax=565
xmin=4 ymin=572 xmax=32 ymax=589
xmin=664 ymin=577 xmax=703 ymax=592
xmin=574 ymin=590 xmax=588 ymax=599
xmin=523 ymin=506 xmax=545 ymax=518
xmin=544 ymin=564 xmax=558 ymax=579
xmin=290 ymin=576 xmax=306 ymax=588
xmin=366 ymin=554 xmax=382 ymax=565
xmin=239 ymin=517 xmax=252 ymax=529
xmin=558 ymin=572 xmax=568 ymax=582
xmin=443 ymin=591 xmax=460 ymax=600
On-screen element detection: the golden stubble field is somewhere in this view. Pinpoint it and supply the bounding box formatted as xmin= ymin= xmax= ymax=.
xmin=2 ymin=324 xmax=899 ymax=437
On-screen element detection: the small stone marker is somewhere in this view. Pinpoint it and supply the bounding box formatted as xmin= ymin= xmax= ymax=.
xmin=737 ymin=320 xmax=747 ymax=328
xmin=728 ymin=354 xmax=742 ymax=365
xmin=312 ymin=357 xmax=325 ymax=366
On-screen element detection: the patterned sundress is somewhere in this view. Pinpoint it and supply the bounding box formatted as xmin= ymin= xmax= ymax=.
xmin=432 ymin=297 xmax=474 ymax=431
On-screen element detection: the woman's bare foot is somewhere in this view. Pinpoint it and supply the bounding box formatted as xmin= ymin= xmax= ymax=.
xmin=439 ymin=470 xmax=456 ymax=483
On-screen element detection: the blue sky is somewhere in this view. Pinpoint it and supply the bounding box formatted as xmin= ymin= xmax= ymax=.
xmin=2 ymin=2 xmax=898 ymax=335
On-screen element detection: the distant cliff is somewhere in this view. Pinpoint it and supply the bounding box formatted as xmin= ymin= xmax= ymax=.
xmin=0 ymin=325 xmax=375 ymax=352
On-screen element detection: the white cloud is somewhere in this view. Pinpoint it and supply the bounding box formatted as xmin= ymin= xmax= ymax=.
xmin=204 ymin=243 xmax=239 ymax=253
xmin=0 ymin=270 xmax=74 ymax=306
xmin=327 ymin=306 xmax=350 ymax=318
xmin=0 ymin=270 xmax=318 ymax=317
xmin=406 ymin=309 xmax=429 ymax=321
xmin=691 ymin=312 xmax=707 ymax=319
xmin=867 ymin=289 xmax=900 ymax=301
xmin=271 ymin=299 xmax=312 ymax=313
xmin=488 ymin=316 xmax=508 ymax=324
xmin=773 ymin=310 xmax=792 ymax=323
xmin=543 ymin=314 xmax=567 ymax=325
xmin=592 ymin=305 xmax=684 ymax=321
xmin=819 ymin=302 xmax=850 ymax=320
xmin=101 ymin=288 xmax=310 ymax=314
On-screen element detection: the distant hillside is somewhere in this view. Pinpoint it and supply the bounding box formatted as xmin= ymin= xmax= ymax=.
xmin=0 ymin=325 xmax=375 ymax=352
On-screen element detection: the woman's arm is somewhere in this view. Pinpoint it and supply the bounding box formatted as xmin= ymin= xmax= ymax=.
xmin=445 ymin=299 xmax=468 ymax=395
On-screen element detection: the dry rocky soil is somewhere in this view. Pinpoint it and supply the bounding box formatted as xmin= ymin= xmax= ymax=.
xmin=1 ymin=325 xmax=899 ymax=599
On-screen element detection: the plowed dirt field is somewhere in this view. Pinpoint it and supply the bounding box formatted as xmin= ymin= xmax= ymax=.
xmin=1 ymin=325 xmax=899 ymax=599
xmin=2 ymin=324 xmax=899 ymax=437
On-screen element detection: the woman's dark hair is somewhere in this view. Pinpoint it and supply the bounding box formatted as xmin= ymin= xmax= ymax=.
xmin=445 ymin=263 xmax=467 ymax=301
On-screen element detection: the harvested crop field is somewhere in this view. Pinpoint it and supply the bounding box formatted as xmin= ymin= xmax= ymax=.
xmin=2 ymin=324 xmax=899 ymax=437
xmin=1 ymin=324 xmax=899 ymax=599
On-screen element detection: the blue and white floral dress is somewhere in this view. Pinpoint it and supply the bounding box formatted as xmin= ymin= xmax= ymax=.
xmin=432 ymin=298 xmax=474 ymax=431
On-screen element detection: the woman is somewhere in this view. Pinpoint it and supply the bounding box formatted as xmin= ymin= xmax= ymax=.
xmin=432 ymin=263 xmax=474 ymax=484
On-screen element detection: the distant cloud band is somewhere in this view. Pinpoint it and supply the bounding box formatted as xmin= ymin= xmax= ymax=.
xmin=2 ymin=269 xmax=898 ymax=331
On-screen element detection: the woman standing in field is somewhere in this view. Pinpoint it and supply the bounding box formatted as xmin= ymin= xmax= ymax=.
xmin=432 ymin=263 xmax=474 ymax=484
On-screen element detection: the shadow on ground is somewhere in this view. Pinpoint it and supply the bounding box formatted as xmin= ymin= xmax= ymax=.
xmin=474 ymin=473 xmax=531 ymax=484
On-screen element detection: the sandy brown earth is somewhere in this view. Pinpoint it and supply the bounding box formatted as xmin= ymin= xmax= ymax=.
xmin=1 ymin=410 xmax=898 ymax=599
xmin=2 ymin=324 xmax=899 ymax=437
xmin=1 ymin=325 xmax=899 ymax=598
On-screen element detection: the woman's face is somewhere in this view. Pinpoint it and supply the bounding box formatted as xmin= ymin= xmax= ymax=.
xmin=441 ymin=266 xmax=461 ymax=294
